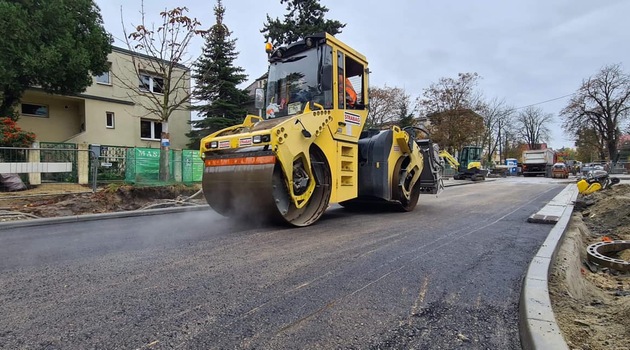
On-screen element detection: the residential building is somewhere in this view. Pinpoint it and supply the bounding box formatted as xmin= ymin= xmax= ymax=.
xmin=244 ymin=73 xmax=267 ymax=116
xmin=16 ymin=47 xmax=192 ymax=149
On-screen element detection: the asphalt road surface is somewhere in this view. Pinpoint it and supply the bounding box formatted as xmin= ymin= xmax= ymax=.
xmin=0 ymin=177 xmax=566 ymax=350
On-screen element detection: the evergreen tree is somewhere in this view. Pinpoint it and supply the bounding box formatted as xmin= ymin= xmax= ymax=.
xmin=188 ymin=0 xmax=250 ymax=148
xmin=261 ymin=0 xmax=345 ymax=46
xmin=397 ymin=94 xmax=416 ymax=129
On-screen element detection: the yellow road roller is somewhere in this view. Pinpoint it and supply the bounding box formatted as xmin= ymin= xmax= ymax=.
xmin=199 ymin=33 xmax=444 ymax=226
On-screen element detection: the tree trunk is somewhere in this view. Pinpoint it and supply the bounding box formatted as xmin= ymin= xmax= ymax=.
xmin=159 ymin=129 xmax=171 ymax=182
xmin=607 ymin=139 xmax=618 ymax=164
xmin=1 ymin=90 xmax=21 ymax=119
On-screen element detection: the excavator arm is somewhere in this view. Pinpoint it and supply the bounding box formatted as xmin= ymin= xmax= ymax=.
xmin=438 ymin=150 xmax=460 ymax=169
xmin=438 ymin=150 xmax=482 ymax=170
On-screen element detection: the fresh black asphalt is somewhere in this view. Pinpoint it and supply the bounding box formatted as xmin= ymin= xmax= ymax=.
xmin=0 ymin=179 xmax=564 ymax=349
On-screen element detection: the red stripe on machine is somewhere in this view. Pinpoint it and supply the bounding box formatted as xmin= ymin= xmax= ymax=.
xmin=204 ymin=155 xmax=276 ymax=167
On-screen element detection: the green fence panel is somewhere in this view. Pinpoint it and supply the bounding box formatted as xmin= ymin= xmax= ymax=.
xmin=125 ymin=148 xmax=175 ymax=184
xmin=182 ymin=150 xmax=203 ymax=183
xmin=122 ymin=148 xmax=202 ymax=184
xmin=124 ymin=148 xmax=137 ymax=183
xmin=192 ymin=155 xmax=203 ymax=182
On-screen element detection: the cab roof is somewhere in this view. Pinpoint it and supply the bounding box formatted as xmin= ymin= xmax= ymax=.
xmin=268 ymin=32 xmax=368 ymax=65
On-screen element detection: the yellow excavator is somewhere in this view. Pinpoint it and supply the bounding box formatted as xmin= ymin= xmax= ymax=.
xmin=198 ymin=33 xmax=446 ymax=226
xmin=439 ymin=146 xmax=487 ymax=181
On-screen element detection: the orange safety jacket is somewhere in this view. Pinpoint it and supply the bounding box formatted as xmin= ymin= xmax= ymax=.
xmin=339 ymin=75 xmax=357 ymax=107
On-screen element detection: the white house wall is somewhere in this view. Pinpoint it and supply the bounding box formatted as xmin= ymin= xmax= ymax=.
xmin=16 ymin=48 xmax=192 ymax=150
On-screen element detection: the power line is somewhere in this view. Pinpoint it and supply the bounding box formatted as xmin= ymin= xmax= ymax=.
xmin=513 ymin=93 xmax=575 ymax=110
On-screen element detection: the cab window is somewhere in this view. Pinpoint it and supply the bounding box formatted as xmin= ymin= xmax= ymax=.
xmin=337 ymin=51 xmax=364 ymax=110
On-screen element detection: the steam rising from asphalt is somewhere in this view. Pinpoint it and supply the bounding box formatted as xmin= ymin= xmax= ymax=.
xmin=0 ymin=208 xmax=275 ymax=271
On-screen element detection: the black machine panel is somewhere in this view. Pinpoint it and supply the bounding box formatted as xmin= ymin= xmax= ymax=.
xmin=356 ymin=129 xmax=393 ymax=199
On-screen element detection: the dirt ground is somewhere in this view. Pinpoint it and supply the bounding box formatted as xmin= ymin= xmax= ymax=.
xmin=0 ymin=183 xmax=205 ymax=222
xmin=549 ymin=184 xmax=630 ymax=350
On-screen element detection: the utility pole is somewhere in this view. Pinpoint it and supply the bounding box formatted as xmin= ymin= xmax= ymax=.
xmin=497 ymin=121 xmax=504 ymax=164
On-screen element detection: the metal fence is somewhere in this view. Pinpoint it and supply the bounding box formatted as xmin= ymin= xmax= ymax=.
xmin=610 ymin=161 xmax=629 ymax=174
xmin=442 ymin=164 xmax=457 ymax=178
xmin=89 ymin=145 xmax=130 ymax=183
xmin=39 ymin=142 xmax=79 ymax=183
xmin=0 ymin=145 xmax=94 ymax=194
xmin=1 ymin=144 xmax=205 ymax=195
xmin=581 ymin=161 xmax=629 ymax=175
xmin=124 ymin=148 xmax=203 ymax=185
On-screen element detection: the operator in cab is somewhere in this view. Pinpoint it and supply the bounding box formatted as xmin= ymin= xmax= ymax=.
xmin=339 ymin=75 xmax=357 ymax=108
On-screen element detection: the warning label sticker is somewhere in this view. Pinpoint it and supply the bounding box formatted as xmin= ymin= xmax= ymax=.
xmin=239 ymin=138 xmax=252 ymax=147
xmin=219 ymin=140 xmax=230 ymax=149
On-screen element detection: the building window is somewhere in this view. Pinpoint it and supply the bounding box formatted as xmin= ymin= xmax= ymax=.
xmin=140 ymin=119 xmax=162 ymax=140
xmin=95 ymin=63 xmax=112 ymax=85
xmin=21 ymin=103 xmax=49 ymax=117
xmin=139 ymin=73 xmax=164 ymax=94
xmin=106 ymin=112 xmax=115 ymax=129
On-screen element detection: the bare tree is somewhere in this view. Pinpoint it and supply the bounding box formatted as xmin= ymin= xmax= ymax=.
xmin=479 ymin=97 xmax=514 ymax=163
xmin=366 ymin=85 xmax=406 ymax=128
xmin=417 ymin=72 xmax=484 ymax=114
xmin=425 ymin=109 xmax=484 ymax=154
xmin=118 ymin=2 xmax=207 ymax=181
xmin=417 ymin=72 xmax=485 ymax=153
xmin=515 ymin=106 xmax=552 ymax=149
xmin=561 ymin=63 xmax=630 ymax=163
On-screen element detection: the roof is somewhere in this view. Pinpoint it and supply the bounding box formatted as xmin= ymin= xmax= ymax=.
xmin=112 ymin=46 xmax=189 ymax=71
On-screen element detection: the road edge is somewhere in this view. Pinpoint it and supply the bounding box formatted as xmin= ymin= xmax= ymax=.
xmin=0 ymin=178 xmax=490 ymax=231
xmin=0 ymin=205 xmax=211 ymax=231
xmin=519 ymin=184 xmax=578 ymax=350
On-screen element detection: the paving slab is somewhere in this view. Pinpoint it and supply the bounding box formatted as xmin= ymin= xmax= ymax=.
xmin=527 ymin=185 xmax=577 ymax=224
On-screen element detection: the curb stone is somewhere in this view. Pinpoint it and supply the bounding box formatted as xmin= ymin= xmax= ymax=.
xmin=519 ymin=184 xmax=578 ymax=350
xmin=0 ymin=205 xmax=211 ymax=231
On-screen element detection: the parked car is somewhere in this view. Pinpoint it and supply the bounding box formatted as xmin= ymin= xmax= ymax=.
xmin=581 ymin=163 xmax=605 ymax=175
xmin=551 ymin=163 xmax=569 ymax=179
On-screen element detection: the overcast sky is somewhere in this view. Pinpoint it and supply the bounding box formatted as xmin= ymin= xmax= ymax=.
xmin=94 ymin=0 xmax=630 ymax=149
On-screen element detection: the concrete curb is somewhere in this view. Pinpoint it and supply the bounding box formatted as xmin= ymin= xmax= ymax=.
xmin=0 ymin=205 xmax=211 ymax=231
xmin=442 ymin=178 xmax=497 ymax=188
xmin=519 ymin=184 xmax=579 ymax=350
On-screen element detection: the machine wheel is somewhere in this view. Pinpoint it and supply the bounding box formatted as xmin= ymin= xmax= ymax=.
xmin=392 ymin=155 xmax=421 ymax=212
xmin=271 ymin=146 xmax=332 ymax=226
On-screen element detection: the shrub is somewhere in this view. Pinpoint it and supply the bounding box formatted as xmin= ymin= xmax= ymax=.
xmin=0 ymin=117 xmax=36 ymax=147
